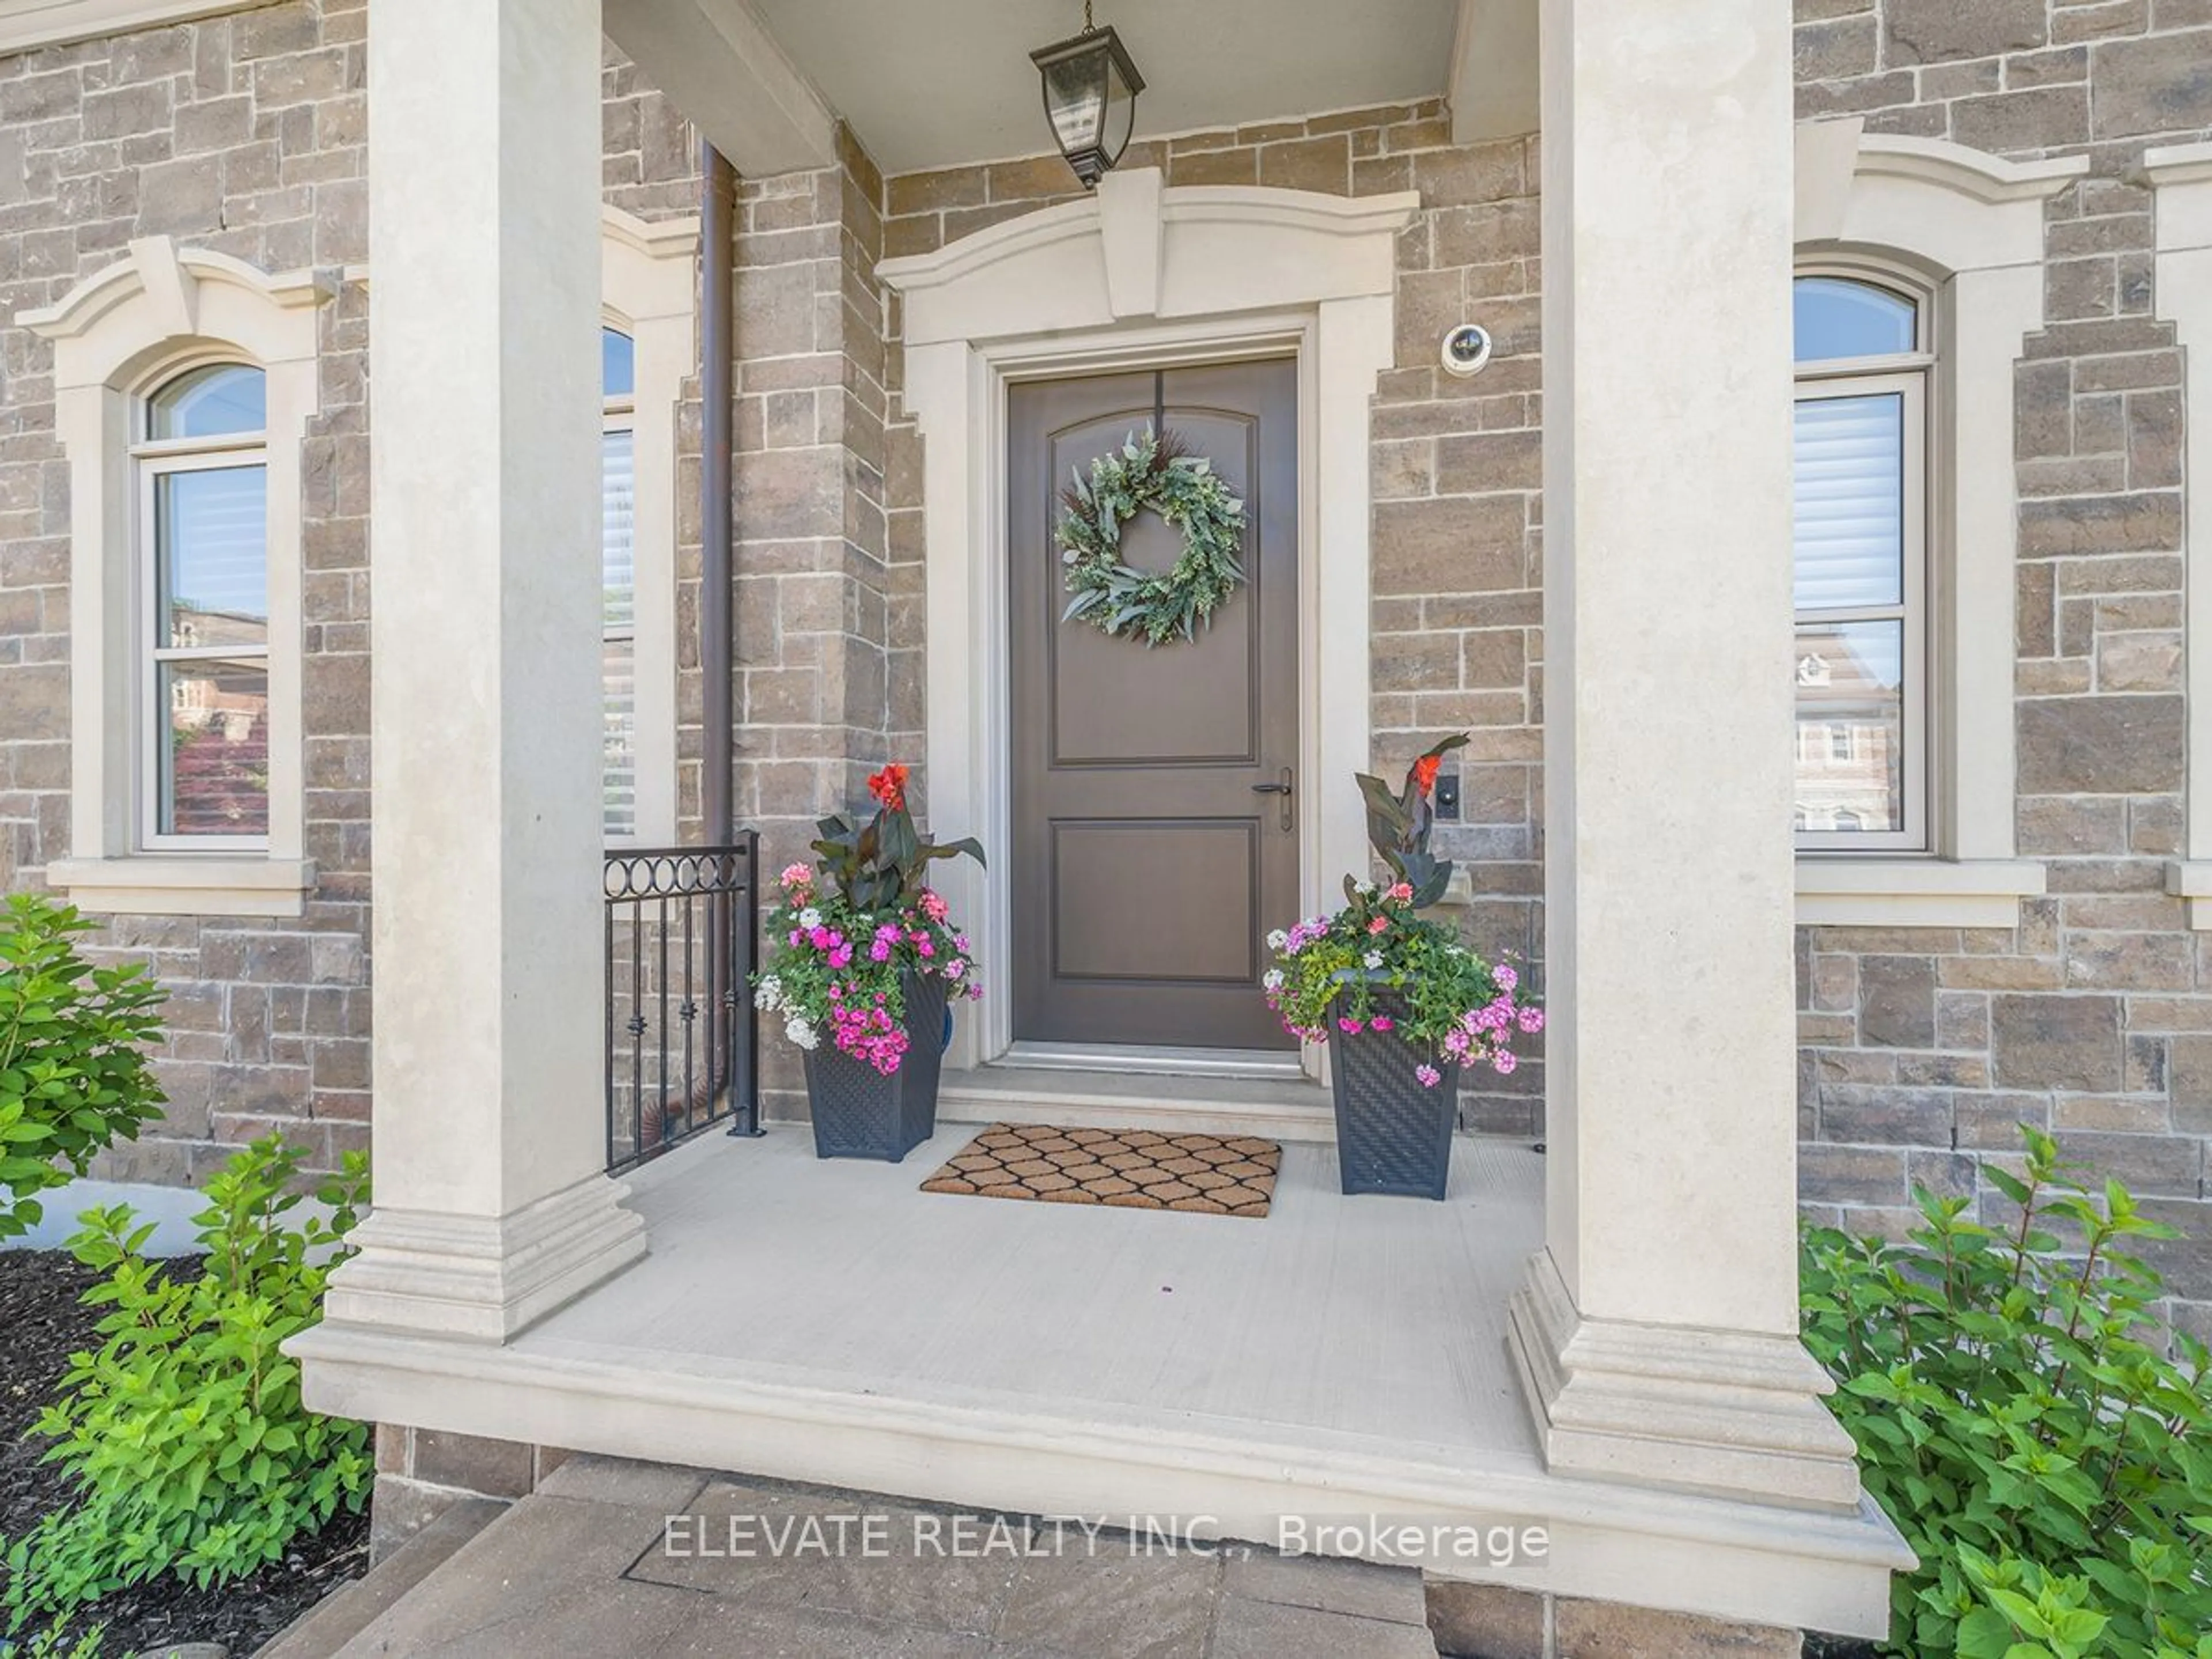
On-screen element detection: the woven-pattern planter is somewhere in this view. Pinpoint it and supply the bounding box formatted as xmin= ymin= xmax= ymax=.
xmin=1330 ymin=994 xmax=1457 ymax=1199
xmin=803 ymin=972 xmax=949 ymax=1162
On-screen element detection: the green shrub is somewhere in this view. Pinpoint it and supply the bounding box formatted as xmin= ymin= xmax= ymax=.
xmin=1 ymin=1136 xmax=374 ymax=1635
xmin=1802 ymin=1124 xmax=2212 ymax=1658
xmin=0 ymin=894 xmax=167 ymax=1243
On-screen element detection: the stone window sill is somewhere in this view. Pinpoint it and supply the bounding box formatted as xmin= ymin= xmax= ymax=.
xmin=46 ymin=857 xmax=317 ymax=919
xmin=2164 ymin=862 xmax=2212 ymax=929
xmin=1796 ymin=858 xmax=2045 ymax=930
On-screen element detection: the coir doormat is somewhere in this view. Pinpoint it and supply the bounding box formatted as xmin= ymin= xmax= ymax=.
xmin=920 ymin=1123 xmax=1281 ymax=1218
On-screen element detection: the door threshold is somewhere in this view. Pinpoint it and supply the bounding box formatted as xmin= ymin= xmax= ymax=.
xmin=999 ymin=1041 xmax=1305 ymax=1081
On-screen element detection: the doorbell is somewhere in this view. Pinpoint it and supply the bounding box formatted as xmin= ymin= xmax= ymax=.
xmin=1440 ymin=322 xmax=1493 ymax=378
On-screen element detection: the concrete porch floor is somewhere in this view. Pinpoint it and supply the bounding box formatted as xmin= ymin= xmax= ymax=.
xmin=294 ymin=1123 xmax=1906 ymax=1636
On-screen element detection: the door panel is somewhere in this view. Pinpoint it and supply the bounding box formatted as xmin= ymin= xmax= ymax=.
xmin=1009 ymin=359 xmax=1300 ymax=1051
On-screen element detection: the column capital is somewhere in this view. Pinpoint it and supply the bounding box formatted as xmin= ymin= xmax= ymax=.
xmin=1509 ymin=1250 xmax=1863 ymax=1510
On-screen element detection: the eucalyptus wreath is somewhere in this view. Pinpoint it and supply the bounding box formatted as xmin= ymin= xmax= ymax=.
xmin=1056 ymin=427 xmax=1247 ymax=646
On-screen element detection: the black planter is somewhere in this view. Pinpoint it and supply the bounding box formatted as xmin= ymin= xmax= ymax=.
xmin=802 ymin=972 xmax=949 ymax=1162
xmin=1330 ymin=995 xmax=1457 ymax=1199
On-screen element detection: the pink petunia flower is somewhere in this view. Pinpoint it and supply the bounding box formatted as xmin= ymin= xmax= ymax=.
xmin=1370 ymin=1014 xmax=1394 ymax=1032
xmin=1415 ymin=1063 xmax=1441 ymax=1088
xmin=1339 ymin=1017 xmax=1363 ymax=1035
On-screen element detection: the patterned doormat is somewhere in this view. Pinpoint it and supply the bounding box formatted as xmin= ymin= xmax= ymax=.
xmin=920 ymin=1123 xmax=1281 ymax=1218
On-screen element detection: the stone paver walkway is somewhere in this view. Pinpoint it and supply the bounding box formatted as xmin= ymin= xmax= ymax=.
xmin=316 ymin=1456 xmax=1442 ymax=1658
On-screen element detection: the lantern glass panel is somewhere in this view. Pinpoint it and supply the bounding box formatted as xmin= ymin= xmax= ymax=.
xmin=1041 ymin=47 xmax=1107 ymax=153
xmin=1099 ymin=57 xmax=1135 ymax=163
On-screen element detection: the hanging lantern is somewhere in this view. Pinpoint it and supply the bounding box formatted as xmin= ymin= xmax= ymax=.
xmin=1030 ymin=2 xmax=1145 ymax=190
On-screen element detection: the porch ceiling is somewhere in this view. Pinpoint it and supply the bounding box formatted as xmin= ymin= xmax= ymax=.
xmin=757 ymin=0 xmax=1458 ymax=175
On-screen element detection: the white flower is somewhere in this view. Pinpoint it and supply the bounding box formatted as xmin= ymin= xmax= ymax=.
xmin=753 ymin=976 xmax=783 ymax=1012
xmin=1363 ymin=951 xmax=1384 ymax=971
xmin=1265 ymin=929 xmax=1288 ymax=951
xmin=1262 ymin=969 xmax=1284 ymax=992
xmin=785 ymin=1016 xmax=819 ymax=1051
xmin=797 ymin=907 xmax=823 ymax=930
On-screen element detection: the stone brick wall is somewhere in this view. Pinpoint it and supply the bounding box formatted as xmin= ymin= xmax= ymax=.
xmin=0 ymin=4 xmax=702 ymax=1180
xmin=0 ymin=0 xmax=374 ymax=1181
xmin=1790 ymin=0 xmax=2212 ymax=1339
xmin=870 ymin=11 xmax=2212 ymax=1331
xmin=721 ymin=124 xmax=900 ymax=1117
xmin=3 ymin=0 xmax=2209 ymax=1340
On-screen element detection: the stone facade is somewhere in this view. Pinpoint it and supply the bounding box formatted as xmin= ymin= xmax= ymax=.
xmin=0 ymin=3 xmax=700 ymax=1180
xmin=1789 ymin=0 xmax=2212 ymax=1338
xmin=0 ymin=0 xmax=376 ymax=1181
xmin=0 ymin=0 xmax=2208 ymax=1336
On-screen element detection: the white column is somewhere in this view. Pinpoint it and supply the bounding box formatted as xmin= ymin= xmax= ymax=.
xmin=1507 ymin=0 xmax=1861 ymax=1506
xmin=323 ymin=0 xmax=644 ymax=1340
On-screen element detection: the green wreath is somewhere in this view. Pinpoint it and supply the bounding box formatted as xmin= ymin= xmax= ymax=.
xmin=1057 ymin=427 xmax=1247 ymax=647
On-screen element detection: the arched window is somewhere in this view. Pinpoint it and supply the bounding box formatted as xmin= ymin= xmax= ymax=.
xmin=601 ymin=326 xmax=638 ymax=841
xmin=139 ymin=362 xmax=271 ymax=843
xmin=1792 ymin=272 xmax=1929 ymax=853
xmin=23 ymin=240 xmax=332 ymax=915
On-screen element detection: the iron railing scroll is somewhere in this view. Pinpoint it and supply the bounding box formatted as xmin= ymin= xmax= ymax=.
xmin=602 ymin=835 xmax=762 ymax=1175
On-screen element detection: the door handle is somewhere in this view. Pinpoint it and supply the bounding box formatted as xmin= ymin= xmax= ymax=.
xmin=1251 ymin=768 xmax=1294 ymax=831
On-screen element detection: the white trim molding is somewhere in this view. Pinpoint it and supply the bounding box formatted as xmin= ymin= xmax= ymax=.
xmin=2146 ymin=143 xmax=2212 ymax=925
xmin=0 ymin=0 xmax=261 ymax=55
xmin=1794 ymin=122 xmax=2086 ymax=929
xmin=600 ymin=204 xmax=699 ymax=848
xmin=1797 ymin=858 xmax=2047 ymax=930
xmin=18 ymin=237 xmax=335 ymax=918
xmin=881 ymin=171 xmax=1415 ymax=1071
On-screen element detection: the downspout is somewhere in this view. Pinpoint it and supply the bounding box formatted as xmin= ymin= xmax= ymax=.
xmin=700 ymin=141 xmax=761 ymax=1137
xmin=701 ymin=140 xmax=736 ymax=847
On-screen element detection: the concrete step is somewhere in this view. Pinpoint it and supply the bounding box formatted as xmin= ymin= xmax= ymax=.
xmin=939 ymin=1063 xmax=1338 ymax=1143
xmin=251 ymin=1497 xmax=506 ymax=1659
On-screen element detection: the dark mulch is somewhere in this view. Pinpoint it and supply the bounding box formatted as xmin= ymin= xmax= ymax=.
xmin=0 ymin=1248 xmax=369 ymax=1658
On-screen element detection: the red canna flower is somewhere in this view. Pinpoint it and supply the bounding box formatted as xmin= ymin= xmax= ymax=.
xmin=1412 ymin=754 xmax=1442 ymax=798
xmin=868 ymin=763 xmax=910 ymax=812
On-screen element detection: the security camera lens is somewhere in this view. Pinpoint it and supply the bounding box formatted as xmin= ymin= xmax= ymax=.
xmin=1450 ymin=329 xmax=1485 ymax=360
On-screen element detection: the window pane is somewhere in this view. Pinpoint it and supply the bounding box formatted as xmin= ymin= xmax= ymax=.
xmin=604 ymin=636 xmax=637 ymax=840
xmin=1794 ymin=622 xmax=1903 ymax=835
xmin=1794 ymin=393 xmax=1903 ymax=611
xmin=159 ymin=658 xmax=269 ymax=836
xmin=148 ymin=364 xmax=266 ymax=439
xmin=602 ymin=328 xmax=635 ymax=400
xmin=158 ymin=465 xmax=268 ymax=649
xmin=1794 ymin=277 xmax=1916 ymax=363
xmin=603 ymin=428 xmax=635 ymax=631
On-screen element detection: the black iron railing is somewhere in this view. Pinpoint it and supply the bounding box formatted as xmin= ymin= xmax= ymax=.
xmin=603 ymin=837 xmax=762 ymax=1174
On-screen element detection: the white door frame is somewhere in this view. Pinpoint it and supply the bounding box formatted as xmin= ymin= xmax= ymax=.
xmin=883 ymin=170 xmax=1415 ymax=1073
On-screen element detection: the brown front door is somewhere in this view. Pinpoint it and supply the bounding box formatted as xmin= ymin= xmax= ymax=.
xmin=1008 ymin=360 xmax=1300 ymax=1052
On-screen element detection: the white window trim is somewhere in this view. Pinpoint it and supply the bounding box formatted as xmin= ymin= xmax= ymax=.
xmin=2146 ymin=143 xmax=2212 ymax=926
xmin=0 ymin=0 xmax=259 ymax=55
xmin=600 ymin=204 xmax=698 ymax=850
xmin=137 ymin=424 xmax=272 ymax=851
xmin=18 ymin=237 xmax=332 ymax=918
xmin=1791 ymin=124 xmax=2084 ymax=927
xmin=1791 ymin=345 xmax=1930 ymax=853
